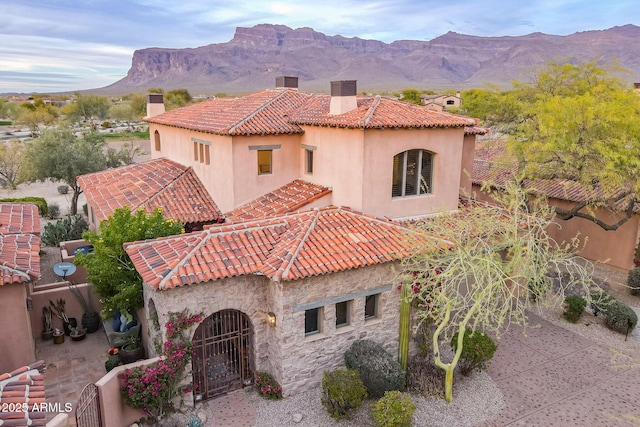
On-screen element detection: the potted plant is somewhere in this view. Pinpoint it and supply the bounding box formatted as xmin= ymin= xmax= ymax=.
xmin=49 ymin=298 xmax=77 ymax=335
xmin=53 ymin=328 xmax=65 ymax=344
xmin=42 ymin=306 xmax=54 ymax=340
xmin=67 ymin=282 xmax=100 ymax=333
xmin=119 ymin=335 xmax=145 ymax=365
xmin=69 ymin=325 xmax=87 ymax=342
xmin=105 ymin=347 xmax=121 ymax=372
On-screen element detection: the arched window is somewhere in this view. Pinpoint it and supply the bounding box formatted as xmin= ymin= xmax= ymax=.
xmin=154 ymin=130 xmax=161 ymax=151
xmin=392 ymin=149 xmax=433 ymax=197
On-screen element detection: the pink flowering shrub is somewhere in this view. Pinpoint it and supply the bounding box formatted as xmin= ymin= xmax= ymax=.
xmin=120 ymin=308 xmax=204 ymax=423
xmin=254 ymin=371 xmax=283 ymax=400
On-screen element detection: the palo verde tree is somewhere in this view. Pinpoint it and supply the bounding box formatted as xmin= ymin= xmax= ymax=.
xmin=21 ymin=126 xmax=130 ymax=214
xmin=398 ymin=182 xmax=597 ymax=402
xmin=0 ymin=140 xmax=25 ymax=189
xmin=67 ymin=93 xmax=111 ymax=130
xmin=498 ymin=60 xmax=640 ymax=230
xmin=75 ymin=207 xmax=183 ymax=317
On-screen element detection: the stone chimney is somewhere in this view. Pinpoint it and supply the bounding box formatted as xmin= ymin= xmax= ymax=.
xmin=329 ymin=80 xmax=357 ymax=115
xmin=276 ymin=76 xmax=299 ymax=89
xmin=146 ymin=94 xmax=165 ymax=117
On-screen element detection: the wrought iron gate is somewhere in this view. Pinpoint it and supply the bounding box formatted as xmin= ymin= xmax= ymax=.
xmin=76 ymin=383 xmax=101 ymax=427
xmin=192 ymin=310 xmax=254 ymax=401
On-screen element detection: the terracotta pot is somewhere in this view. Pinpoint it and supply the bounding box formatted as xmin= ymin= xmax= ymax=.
xmin=70 ymin=331 xmax=86 ymax=341
xmin=53 ymin=333 xmax=65 ymax=344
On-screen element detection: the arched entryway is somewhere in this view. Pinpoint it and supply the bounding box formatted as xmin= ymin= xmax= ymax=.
xmin=192 ymin=310 xmax=254 ymax=401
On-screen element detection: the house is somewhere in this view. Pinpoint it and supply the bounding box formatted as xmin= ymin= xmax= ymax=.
xmin=77 ymin=77 xmax=486 ymax=400
xmin=472 ymin=139 xmax=640 ymax=278
xmin=421 ymin=92 xmax=462 ymax=111
xmin=0 ymin=203 xmax=41 ymax=374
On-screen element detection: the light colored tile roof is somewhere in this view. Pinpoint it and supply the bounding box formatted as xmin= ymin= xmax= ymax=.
xmin=464 ymin=126 xmax=489 ymax=135
xmin=0 ymin=360 xmax=47 ymax=426
xmin=145 ymin=89 xmax=311 ymax=136
xmin=125 ymin=206 xmax=443 ymax=290
xmin=288 ymin=95 xmax=476 ymax=129
xmin=77 ymin=158 xmax=222 ymax=225
xmin=0 ymin=203 xmax=41 ymax=286
xmin=225 ymin=180 xmax=332 ymax=223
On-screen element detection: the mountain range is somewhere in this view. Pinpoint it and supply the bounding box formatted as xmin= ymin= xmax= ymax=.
xmin=102 ymin=23 xmax=640 ymax=95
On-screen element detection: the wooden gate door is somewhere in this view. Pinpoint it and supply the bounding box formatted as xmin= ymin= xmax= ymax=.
xmin=76 ymin=383 xmax=101 ymax=427
xmin=192 ymin=310 xmax=254 ymax=401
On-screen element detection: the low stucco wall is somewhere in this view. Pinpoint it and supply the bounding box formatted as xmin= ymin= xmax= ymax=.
xmin=59 ymin=239 xmax=91 ymax=284
xmin=46 ymin=413 xmax=69 ymax=427
xmin=95 ymin=357 xmax=159 ymax=427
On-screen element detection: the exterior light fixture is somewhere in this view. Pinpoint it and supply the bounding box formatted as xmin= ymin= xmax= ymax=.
xmin=267 ymin=312 xmax=277 ymax=327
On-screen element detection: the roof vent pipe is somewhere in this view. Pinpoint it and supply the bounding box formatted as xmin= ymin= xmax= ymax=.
xmin=329 ymin=80 xmax=357 ymax=115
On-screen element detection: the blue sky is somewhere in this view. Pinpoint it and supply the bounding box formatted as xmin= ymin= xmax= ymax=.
xmin=1 ymin=0 xmax=638 ymax=94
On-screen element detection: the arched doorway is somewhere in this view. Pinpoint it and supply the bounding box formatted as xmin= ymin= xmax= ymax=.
xmin=192 ymin=310 xmax=254 ymax=401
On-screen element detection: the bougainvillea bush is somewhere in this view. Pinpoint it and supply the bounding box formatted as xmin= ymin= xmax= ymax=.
xmin=254 ymin=371 xmax=283 ymax=399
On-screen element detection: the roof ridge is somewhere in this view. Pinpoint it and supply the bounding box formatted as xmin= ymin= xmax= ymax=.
xmin=227 ymin=90 xmax=289 ymax=135
xmin=142 ymin=166 xmax=191 ymax=208
xmin=359 ymin=95 xmax=381 ymax=129
xmin=0 ymin=262 xmax=34 ymax=282
xmin=273 ymin=210 xmax=319 ymax=282
xmin=157 ymin=230 xmax=210 ymax=290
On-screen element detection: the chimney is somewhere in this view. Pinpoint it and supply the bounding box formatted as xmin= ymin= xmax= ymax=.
xmin=329 ymin=80 xmax=357 ymax=115
xmin=276 ymin=76 xmax=299 ymax=89
xmin=146 ymin=94 xmax=165 ymax=117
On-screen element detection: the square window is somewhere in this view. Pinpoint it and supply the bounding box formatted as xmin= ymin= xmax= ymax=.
xmin=365 ymin=294 xmax=379 ymax=320
xmin=258 ymin=150 xmax=272 ymax=175
xmin=305 ymin=149 xmax=314 ymax=174
xmin=305 ymin=307 xmax=321 ymax=335
xmin=336 ymin=301 xmax=350 ymax=328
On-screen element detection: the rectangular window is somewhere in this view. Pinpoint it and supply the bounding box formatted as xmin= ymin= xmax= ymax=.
xmin=204 ymin=145 xmax=210 ymax=165
xmin=365 ymin=294 xmax=379 ymax=320
xmin=193 ymin=141 xmax=199 ymax=161
xmin=258 ymin=150 xmax=272 ymax=175
xmin=305 ymin=307 xmax=321 ymax=335
xmin=336 ymin=301 xmax=350 ymax=328
xmin=305 ymin=149 xmax=314 ymax=174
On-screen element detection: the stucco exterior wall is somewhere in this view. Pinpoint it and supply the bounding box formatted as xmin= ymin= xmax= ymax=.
xmin=459 ymin=134 xmax=476 ymax=197
xmin=0 ymin=284 xmax=35 ymax=373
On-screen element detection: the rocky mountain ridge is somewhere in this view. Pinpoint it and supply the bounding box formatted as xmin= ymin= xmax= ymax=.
xmin=102 ymin=23 xmax=640 ymax=94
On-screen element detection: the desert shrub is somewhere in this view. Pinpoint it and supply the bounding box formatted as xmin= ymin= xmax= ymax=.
xmin=41 ymin=215 xmax=89 ymax=246
xmin=629 ymin=267 xmax=640 ymax=296
xmin=371 ymin=391 xmax=416 ymax=427
xmin=450 ymin=330 xmax=497 ymax=376
xmin=527 ymin=276 xmax=549 ymax=301
xmin=101 ymin=121 xmax=112 ymax=128
xmin=590 ymin=290 xmax=616 ymax=317
xmin=46 ymin=203 xmax=60 ymax=220
xmin=406 ymin=354 xmax=444 ymax=397
xmin=604 ymin=301 xmax=638 ymax=334
xmin=186 ymin=418 xmax=203 ymax=427
xmin=321 ymin=369 xmax=367 ymax=419
xmin=57 ymin=185 xmax=69 ymax=194
xmin=254 ymin=372 xmax=283 ymax=400
xmin=344 ymin=340 xmax=405 ymax=398
xmin=563 ymin=295 xmax=588 ymax=323
xmin=0 ymin=197 xmax=48 ymax=216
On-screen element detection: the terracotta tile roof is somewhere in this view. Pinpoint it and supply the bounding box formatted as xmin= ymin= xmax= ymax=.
xmin=0 ymin=204 xmax=41 ymax=286
xmin=145 ymin=89 xmax=311 ymax=136
xmin=125 ymin=206 xmax=443 ymax=289
xmin=225 ymin=180 xmax=332 ymax=223
xmin=473 ymin=140 xmax=639 ymax=212
xmin=77 ymin=158 xmax=222 ymax=225
xmin=288 ymin=95 xmax=476 ymax=129
xmin=0 ymin=204 xmax=40 ymax=235
xmin=0 ymin=360 xmax=47 ymax=426
xmin=464 ymin=126 xmax=489 ymax=135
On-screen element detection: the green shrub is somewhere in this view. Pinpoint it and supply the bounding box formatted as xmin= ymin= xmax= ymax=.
xmin=450 ymin=330 xmax=497 ymax=376
xmin=604 ymin=301 xmax=638 ymax=334
xmin=46 ymin=203 xmax=60 ymax=220
xmin=321 ymin=370 xmax=367 ymax=419
xmin=0 ymin=197 xmax=48 ymax=216
xmin=563 ymin=295 xmax=587 ymax=323
xmin=57 ymin=185 xmax=69 ymax=194
xmin=101 ymin=121 xmax=112 ymax=128
xmin=186 ymin=418 xmax=203 ymax=427
xmin=372 ymin=391 xmax=416 ymax=427
xmin=629 ymin=267 xmax=640 ymax=296
xmin=344 ymin=340 xmax=405 ymax=398
xmin=590 ymin=290 xmax=616 ymax=317
xmin=254 ymin=372 xmax=283 ymax=400
xmin=41 ymin=215 xmax=89 ymax=246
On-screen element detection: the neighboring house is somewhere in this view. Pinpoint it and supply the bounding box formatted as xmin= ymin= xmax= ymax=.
xmin=472 ymin=139 xmax=640 ymax=274
xmin=125 ymin=206 xmax=441 ymax=397
xmin=78 ymin=158 xmax=222 ymax=231
xmin=421 ymin=93 xmax=462 ymax=111
xmin=0 ymin=203 xmax=41 ymax=374
xmin=77 ymin=76 xmax=486 ymax=400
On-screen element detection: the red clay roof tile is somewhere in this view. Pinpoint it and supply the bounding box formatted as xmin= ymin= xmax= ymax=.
xmin=77 ymin=158 xmax=222 ymax=225
xmin=125 ymin=206 xmax=445 ymax=289
xmin=0 ymin=204 xmax=41 ymax=286
xmin=0 ymin=360 xmax=46 ymax=426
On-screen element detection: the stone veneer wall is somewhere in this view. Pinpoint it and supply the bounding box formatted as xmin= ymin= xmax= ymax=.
xmin=276 ymin=262 xmax=401 ymax=396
